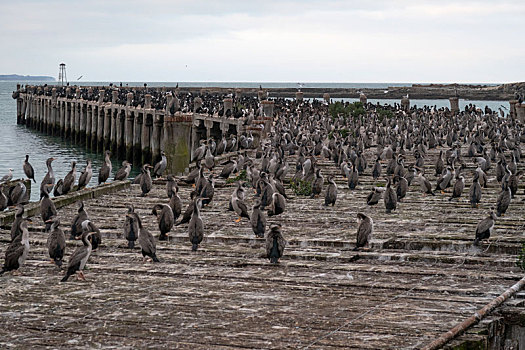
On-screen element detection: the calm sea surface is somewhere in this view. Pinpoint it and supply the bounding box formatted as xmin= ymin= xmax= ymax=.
xmin=0 ymin=81 xmax=507 ymax=201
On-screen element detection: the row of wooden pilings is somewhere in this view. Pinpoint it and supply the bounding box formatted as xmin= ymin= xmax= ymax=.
xmin=13 ymin=85 xmax=273 ymax=174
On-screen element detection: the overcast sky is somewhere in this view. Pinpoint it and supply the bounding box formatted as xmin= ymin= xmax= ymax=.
xmin=1 ymin=0 xmax=523 ymax=83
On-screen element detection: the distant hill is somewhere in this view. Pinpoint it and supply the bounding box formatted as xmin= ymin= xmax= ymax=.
xmin=0 ymin=74 xmax=55 ymax=82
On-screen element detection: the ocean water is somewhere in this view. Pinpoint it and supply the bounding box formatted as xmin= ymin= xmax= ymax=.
xmin=0 ymin=81 xmax=507 ymax=202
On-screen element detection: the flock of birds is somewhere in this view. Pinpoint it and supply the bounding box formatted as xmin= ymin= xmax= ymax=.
xmin=1 ymin=97 xmax=524 ymax=283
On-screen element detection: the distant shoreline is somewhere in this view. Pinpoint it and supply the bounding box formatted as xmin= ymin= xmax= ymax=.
xmin=0 ymin=74 xmax=55 ymax=82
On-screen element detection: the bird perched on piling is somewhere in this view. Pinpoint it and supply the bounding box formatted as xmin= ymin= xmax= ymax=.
xmin=40 ymin=157 xmax=56 ymax=198
xmin=324 ymin=175 xmax=337 ymax=206
xmin=153 ymin=151 xmax=167 ymax=178
xmin=77 ymin=159 xmax=93 ymax=190
xmin=123 ymin=204 xmax=139 ymax=249
xmin=188 ymin=197 xmax=205 ymax=251
xmin=355 ymin=213 xmax=373 ymax=250
xmin=140 ymin=164 xmax=153 ymax=196
xmin=61 ymin=230 xmax=95 ymax=282
xmin=0 ymin=186 xmax=7 ymax=211
xmin=250 ymin=200 xmax=266 ymax=238
xmin=23 ymin=155 xmax=36 ymax=183
xmin=98 ymin=150 xmax=112 ymax=184
xmin=383 ymin=177 xmax=397 ymax=214
xmin=474 ymin=208 xmax=497 ymax=246
xmin=70 ymin=201 xmax=88 ymax=240
xmin=152 ymin=203 xmax=174 ymax=241
xmin=114 ymin=161 xmax=132 ymax=181
xmin=0 ymin=168 xmax=13 ymax=183
xmin=1 ymin=218 xmax=32 ymax=275
xmin=9 ymin=181 xmax=27 ymax=206
xmin=46 ymin=218 xmax=66 ymax=267
xmin=266 ymin=224 xmax=286 ymax=264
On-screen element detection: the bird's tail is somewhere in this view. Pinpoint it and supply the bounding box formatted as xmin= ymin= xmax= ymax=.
xmin=152 ymin=254 xmax=160 ymax=263
xmin=61 ymin=273 xmax=71 ymax=282
xmin=192 ymin=243 xmax=198 ymax=251
xmin=55 ymin=258 xmax=63 ymax=267
xmin=496 ymin=211 xmax=502 ymax=217
xmin=32 ymin=178 xmax=36 ymax=183
xmin=128 ymin=240 xmax=135 ymax=249
xmin=270 ymin=256 xmax=278 ymax=264
xmin=430 ymin=191 xmax=435 ymax=196
xmin=473 ymin=238 xmax=480 ymax=246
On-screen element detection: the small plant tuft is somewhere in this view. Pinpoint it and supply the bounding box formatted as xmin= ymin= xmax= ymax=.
xmin=226 ymin=169 xmax=247 ymax=184
xmin=290 ymin=179 xmax=313 ymax=196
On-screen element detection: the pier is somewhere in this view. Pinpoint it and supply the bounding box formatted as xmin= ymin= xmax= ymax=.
xmin=1 ymin=134 xmax=525 ymax=348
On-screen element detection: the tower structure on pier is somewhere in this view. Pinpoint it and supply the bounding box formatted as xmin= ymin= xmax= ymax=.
xmin=58 ymin=63 xmax=67 ymax=86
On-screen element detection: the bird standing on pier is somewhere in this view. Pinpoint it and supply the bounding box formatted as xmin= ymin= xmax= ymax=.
xmin=496 ymin=179 xmax=511 ymax=217
xmin=324 ymin=175 xmax=337 ymax=206
xmin=251 ymin=200 xmax=266 ymax=238
xmin=123 ymin=204 xmax=139 ymax=249
xmin=126 ymin=211 xmax=160 ymax=262
xmin=449 ymin=173 xmax=465 ymax=201
xmin=61 ymin=230 xmax=95 ymax=282
xmin=152 ymin=203 xmax=174 ymax=241
xmin=46 ymin=218 xmax=65 ymax=267
xmin=266 ymin=224 xmax=286 ymax=264
xmin=355 ymin=213 xmax=373 ymax=250
xmin=62 ymin=161 xmax=77 ymax=195
xmin=9 ymin=181 xmax=27 ymax=206
xmin=1 ymin=218 xmax=32 ymax=275
xmin=219 ymin=159 xmax=238 ymax=179
xmin=23 ymin=155 xmax=36 ymax=183
xmin=188 ymin=197 xmax=205 ymax=251
xmin=81 ymin=219 xmax=102 ymax=251
xmin=77 ymin=160 xmax=93 ymax=189
xmin=167 ymin=176 xmax=182 ymax=221
xmin=469 ymin=172 xmax=482 ymax=208
xmin=367 ymin=187 xmax=383 ymax=205
xmin=140 ymin=164 xmax=153 ymax=197
xmin=383 ymin=177 xmax=397 ymax=214
xmin=311 ymin=168 xmax=323 ymax=198
xmin=40 ymin=184 xmax=57 ymax=231
xmin=98 ymin=151 xmax=112 ymax=184
xmin=474 ymin=209 xmax=497 ymax=246
xmin=232 ymin=182 xmax=249 ymax=222
xmin=114 ymin=161 xmax=132 ymax=181
xmin=70 ymin=201 xmax=88 ymax=240
xmin=153 ymin=151 xmax=167 ymax=178
xmin=40 ymin=157 xmax=56 ymax=198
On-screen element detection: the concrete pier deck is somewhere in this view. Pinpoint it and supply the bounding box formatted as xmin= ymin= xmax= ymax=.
xmin=1 ymin=138 xmax=524 ymax=348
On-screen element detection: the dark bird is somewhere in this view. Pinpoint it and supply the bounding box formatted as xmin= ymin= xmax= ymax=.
xmin=140 ymin=164 xmax=153 ymax=196
xmin=311 ymin=168 xmax=323 ymax=197
xmin=496 ymin=179 xmax=511 ymax=217
xmin=40 ymin=157 xmax=56 ymax=198
xmin=167 ymin=177 xmax=182 ymax=221
xmin=114 ymin=161 xmax=131 ymax=181
xmin=383 ymin=177 xmax=397 ymax=214
xmin=23 ymin=155 xmax=36 ymax=183
xmin=474 ymin=209 xmax=496 ymax=246
xmin=53 ymin=179 xmax=64 ymax=197
xmin=153 ymin=151 xmax=167 ymax=178
xmin=123 ymin=204 xmax=139 ymax=249
xmin=469 ymin=172 xmax=482 ymax=208
xmin=176 ymin=191 xmax=198 ymax=226
xmin=1 ymin=218 xmax=32 ymax=275
xmin=40 ymin=184 xmax=57 ymax=231
xmin=449 ymin=174 xmax=465 ymax=201
xmin=265 ymin=224 xmax=286 ymax=264
xmin=354 ymin=213 xmax=373 ymax=250
xmin=180 ymin=161 xmax=201 ymax=185
xmin=366 ymin=187 xmax=383 ymax=205
xmin=46 ymin=218 xmax=66 ymax=267
xmin=152 ymin=203 xmax=175 ymax=241
xmin=81 ymin=219 xmax=102 ymax=251
xmin=250 ymin=200 xmax=266 ymax=238
xmin=199 ymin=174 xmax=215 ymax=207
xmin=61 ymin=161 xmax=77 ymax=195
xmin=324 ymin=175 xmax=337 ymax=206
xmin=219 ymin=159 xmax=237 ymax=179
xmin=416 ymin=169 xmax=434 ymax=196
xmin=395 ymin=175 xmax=408 ymax=202
xmin=98 ymin=151 xmax=112 ymax=184
xmin=77 ymin=159 xmax=93 ymax=190
xmin=9 ymin=181 xmax=27 ymax=205
xmin=70 ymin=201 xmax=88 ymax=240
xmin=0 ymin=186 xmax=7 ymax=211
xmin=268 ymin=192 xmax=286 ymax=216
xmin=232 ymin=182 xmax=250 ymax=222
xmin=127 ymin=211 xmax=160 ymax=262
xmin=61 ymin=230 xmax=95 ymax=282
xmin=188 ymin=197 xmax=205 ymax=251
